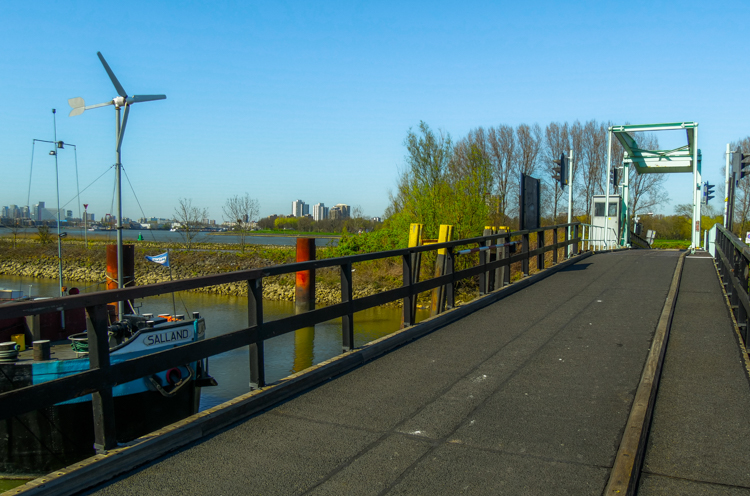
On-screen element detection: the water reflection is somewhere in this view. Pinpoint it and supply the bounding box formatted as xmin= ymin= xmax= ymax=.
xmin=0 ymin=275 xmax=426 ymax=411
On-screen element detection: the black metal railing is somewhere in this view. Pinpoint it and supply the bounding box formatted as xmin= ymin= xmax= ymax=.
xmin=715 ymin=225 xmax=750 ymax=344
xmin=0 ymin=222 xmax=582 ymax=452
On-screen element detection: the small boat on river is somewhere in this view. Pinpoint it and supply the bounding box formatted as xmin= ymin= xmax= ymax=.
xmin=0 ymin=290 xmax=214 ymax=475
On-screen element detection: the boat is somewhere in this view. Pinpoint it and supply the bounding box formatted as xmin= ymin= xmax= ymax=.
xmin=0 ymin=309 xmax=212 ymax=475
xmin=0 ymin=51 xmax=216 ymax=476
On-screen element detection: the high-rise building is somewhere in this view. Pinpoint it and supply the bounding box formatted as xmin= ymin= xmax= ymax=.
xmin=34 ymin=202 xmax=45 ymax=221
xmin=292 ymin=199 xmax=308 ymax=217
xmin=312 ymin=203 xmax=328 ymax=221
xmin=329 ymin=203 xmax=351 ymax=220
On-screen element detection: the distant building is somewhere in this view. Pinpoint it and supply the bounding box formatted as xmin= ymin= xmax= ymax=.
xmin=313 ymin=203 xmax=328 ymax=221
xmin=372 ymin=217 xmax=382 ymax=223
xmin=292 ymin=200 xmax=309 ymax=217
xmin=329 ymin=204 xmax=351 ymax=220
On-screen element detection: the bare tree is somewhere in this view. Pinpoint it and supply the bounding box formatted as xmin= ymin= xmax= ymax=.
xmin=174 ymin=198 xmax=208 ymax=251
xmin=569 ymin=120 xmax=585 ymax=216
xmin=581 ymin=120 xmax=608 ymax=219
xmin=732 ymin=137 xmax=750 ymax=234
xmin=487 ymin=124 xmax=516 ymax=224
xmin=222 ymin=193 xmax=260 ymax=253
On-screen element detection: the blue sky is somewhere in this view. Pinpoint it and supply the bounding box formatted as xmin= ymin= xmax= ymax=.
xmin=1 ymin=1 xmax=748 ymax=222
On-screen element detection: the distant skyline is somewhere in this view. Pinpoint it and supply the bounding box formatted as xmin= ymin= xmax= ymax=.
xmin=1 ymin=1 xmax=749 ymax=222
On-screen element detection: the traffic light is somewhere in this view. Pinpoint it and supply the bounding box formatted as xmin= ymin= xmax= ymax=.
xmin=611 ymin=167 xmax=619 ymax=188
xmin=732 ymin=149 xmax=750 ymax=181
xmin=702 ymin=182 xmax=715 ymax=205
xmin=552 ymin=153 xmax=568 ymax=188
xmin=705 ymin=182 xmax=715 ymax=204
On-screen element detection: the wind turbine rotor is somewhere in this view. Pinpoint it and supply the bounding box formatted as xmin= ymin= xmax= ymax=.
xmin=68 ymin=97 xmax=114 ymax=117
xmin=128 ymin=94 xmax=166 ymax=104
xmin=97 ymin=51 xmax=127 ymax=97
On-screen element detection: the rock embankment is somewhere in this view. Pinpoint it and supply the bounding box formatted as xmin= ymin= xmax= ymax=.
xmin=0 ymin=257 xmax=389 ymax=305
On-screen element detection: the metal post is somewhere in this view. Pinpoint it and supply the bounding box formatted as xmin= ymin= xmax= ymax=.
xmin=295 ymin=238 xmax=316 ymax=313
xmin=691 ymin=126 xmax=701 ymax=250
xmin=522 ymin=233 xmax=530 ymax=276
xmin=446 ymin=247 xmax=455 ymax=309
xmin=604 ymin=128 xmax=613 ymax=249
xmin=725 ymin=144 xmax=731 ymax=229
xmin=567 ymin=148 xmax=573 ymax=247
xmin=341 ymin=262 xmax=354 ymax=351
xmin=248 ymin=278 xmax=264 ymax=389
xmin=115 ymin=105 xmax=124 ymax=321
xmin=402 ymin=253 xmax=414 ymax=327
xmin=552 ymin=227 xmax=558 ymax=264
xmin=87 ymin=304 xmax=117 ymax=453
xmin=537 ymin=229 xmax=545 ymax=271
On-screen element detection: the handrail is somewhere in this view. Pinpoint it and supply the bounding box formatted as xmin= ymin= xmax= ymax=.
xmin=714 ymin=225 xmax=750 ymax=354
xmin=0 ymin=222 xmax=583 ymax=453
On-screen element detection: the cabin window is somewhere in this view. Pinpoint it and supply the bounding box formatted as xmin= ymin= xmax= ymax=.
xmin=594 ymin=202 xmax=618 ymax=217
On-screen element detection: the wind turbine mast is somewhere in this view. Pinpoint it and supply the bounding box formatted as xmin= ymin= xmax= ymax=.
xmin=69 ymin=52 xmax=166 ymax=320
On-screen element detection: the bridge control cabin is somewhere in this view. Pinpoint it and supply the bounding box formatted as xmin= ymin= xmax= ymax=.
xmin=591 ymin=194 xmax=622 ymax=249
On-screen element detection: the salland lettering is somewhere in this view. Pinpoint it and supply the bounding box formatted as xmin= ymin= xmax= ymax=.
xmin=142 ymin=328 xmax=191 ymax=346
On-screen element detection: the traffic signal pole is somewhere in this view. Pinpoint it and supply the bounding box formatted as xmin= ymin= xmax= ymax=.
xmin=604 ymin=129 xmax=613 ymax=249
xmin=725 ymin=143 xmax=731 ymax=229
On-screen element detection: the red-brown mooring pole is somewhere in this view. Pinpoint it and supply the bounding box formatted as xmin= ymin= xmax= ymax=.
xmin=295 ymin=238 xmax=316 ymax=313
xmin=106 ymin=244 xmax=135 ymax=317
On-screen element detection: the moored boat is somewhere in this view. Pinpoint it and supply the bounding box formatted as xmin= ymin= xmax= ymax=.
xmin=0 ymin=309 xmax=212 ymax=475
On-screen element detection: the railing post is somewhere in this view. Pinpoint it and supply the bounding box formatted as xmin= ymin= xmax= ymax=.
xmin=402 ymin=252 xmax=414 ymax=328
xmin=552 ymin=227 xmax=558 ymax=264
xmin=295 ymin=238 xmax=316 ymax=313
xmin=522 ymin=233 xmax=530 ymax=276
xmin=86 ymin=303 xmax=116 ymax=454
xmin=564 ymin=224 xmax=570 ymax=258
xmin=446 ymin=247 xmax=455 ymax=309
xmin=479 ymin=241 xmax=488 ymax=295
xmin=572 ymin=224 xmax=579 ymax=255
xmin=502 ymin=231 xmax=510 ymax=286
xmin=494 ymin=229 xmax=504 ymax=287
xmin=341 ymin=262 xmax=354 ymax=351
xmin=737 ymin=256 xmax=748 ymax=343
xmin=248 ymin=278 xmax=265 ymax=389
xmin=537 ymin=229 xmax=545 ymax=271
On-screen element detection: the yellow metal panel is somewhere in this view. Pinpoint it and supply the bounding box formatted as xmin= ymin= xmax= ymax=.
xmin=408 ymin=224 xmax=423 ymax=248
xmin=437 ymin=225 xmax=453 ymax=255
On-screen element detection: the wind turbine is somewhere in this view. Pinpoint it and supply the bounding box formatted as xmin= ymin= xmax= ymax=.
xmin=69 ymin=52 xmax=166 ymax=318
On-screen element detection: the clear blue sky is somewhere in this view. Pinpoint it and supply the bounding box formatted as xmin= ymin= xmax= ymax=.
xmin=1 ymin=1 xmax=748 ymax=222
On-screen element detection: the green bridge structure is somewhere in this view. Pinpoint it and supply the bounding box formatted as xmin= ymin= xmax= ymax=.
xmin=4 ymin=222 xmax=750 ymax=496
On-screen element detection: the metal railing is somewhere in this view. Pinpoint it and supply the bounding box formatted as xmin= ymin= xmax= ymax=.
xmin=715 ymin=225 xmax=750 ymax=344
xmin=0 ymin=222 xmax=583 ymax=453
xmin=580 ymin=224 xmax=622 ymax=251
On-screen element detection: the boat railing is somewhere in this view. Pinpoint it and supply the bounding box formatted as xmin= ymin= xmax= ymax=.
xmin=0 ymin=222 xmax=584 ymax=454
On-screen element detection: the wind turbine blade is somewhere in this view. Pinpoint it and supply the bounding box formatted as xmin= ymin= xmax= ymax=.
xmin=97 ymin=51 xmax=127 ymax=97
xmin=68 ymin=97 xmax=85 ymax=108
xmin=129 ymin=94 xmax=166 ymax=104
xmin=85 ymin=101 xmax=115 ymax=110
xmin=117 ymin=104 xmax=130 ymax=153
xmin=69 ymin=107 xmax=85 ymax=117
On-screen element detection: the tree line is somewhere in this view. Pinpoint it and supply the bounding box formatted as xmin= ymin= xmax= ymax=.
xmin=381 ymin=120 xmax=670 ymax=245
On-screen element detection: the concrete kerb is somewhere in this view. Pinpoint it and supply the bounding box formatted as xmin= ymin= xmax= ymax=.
xmin=5 ymin=250 xmax=594 ymax=496
xmin=604 ymin=250 xmax=687 ymax=496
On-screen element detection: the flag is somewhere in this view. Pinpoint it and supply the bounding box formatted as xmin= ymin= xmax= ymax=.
xmin=145 ymin=252 xmax=169 ymax=267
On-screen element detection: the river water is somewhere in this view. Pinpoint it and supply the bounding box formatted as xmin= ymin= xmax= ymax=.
xmin=0 ymin=228 xmax=337 ymax=247
xmin=0 ymin=274 xmax=426 ymax=411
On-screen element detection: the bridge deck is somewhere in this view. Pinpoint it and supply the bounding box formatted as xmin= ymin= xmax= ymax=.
xmin=639 ymin=254 xmax=750 ymax=495
xmin=82 ymin=250 xmax=749 ymax=495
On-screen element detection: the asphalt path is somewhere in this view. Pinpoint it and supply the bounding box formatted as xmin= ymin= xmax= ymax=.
xmin=82 ymin=250 xmax=681 ymax=495
xmin=638 ymin=254 xmax=750 ymax=495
